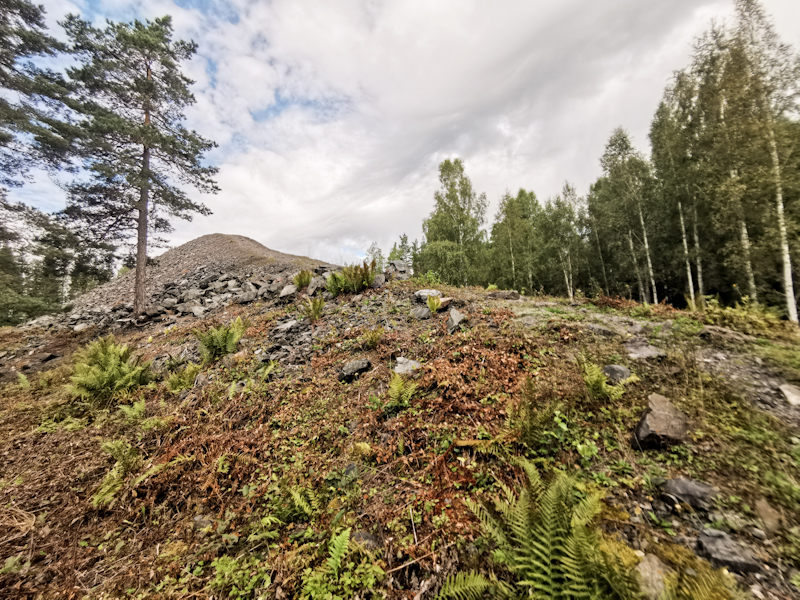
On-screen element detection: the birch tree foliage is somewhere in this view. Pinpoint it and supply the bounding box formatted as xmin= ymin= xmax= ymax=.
xmin=62 ymin=15 xmax=219 ymax=314
xmin=489 ymin=188 xmax=540 ymax=292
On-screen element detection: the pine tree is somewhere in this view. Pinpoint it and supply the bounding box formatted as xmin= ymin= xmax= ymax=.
xmin=63 ymin=15 xmax=219 ymax=314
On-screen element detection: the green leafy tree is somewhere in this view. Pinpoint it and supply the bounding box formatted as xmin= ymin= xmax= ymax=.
xmin=490 ymin=189 xmax=540 ymax=292
xmin=365 ymin=241 xmax=386 ymax=271
xmin=63 ymin=15 xmax=219 ymax=315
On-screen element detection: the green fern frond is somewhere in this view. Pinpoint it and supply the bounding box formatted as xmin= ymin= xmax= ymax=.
xmin=326 ymin=528 xmax=350 ymax=576
xmin=437 ymin=571 xmax=495 ymax=600
xmin=194 ymin=317 xmax=249 ymax=364
xmin=165 ymin=362 xmax=201 ymax=394
xmin=67 ymin=336 xmax=151 ymax=405
xmin=118 ymin=398 xmax=146 ymax=423
xmin=92 ymin=440 xmax=141 ymax=508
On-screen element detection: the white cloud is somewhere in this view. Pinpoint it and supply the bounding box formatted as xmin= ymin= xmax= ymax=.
xmin=12 ymin=0 xmax=800 ymax=264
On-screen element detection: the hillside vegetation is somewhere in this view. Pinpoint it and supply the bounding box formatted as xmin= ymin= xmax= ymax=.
xmin=2 ymin=269 xmax=800 ymax=599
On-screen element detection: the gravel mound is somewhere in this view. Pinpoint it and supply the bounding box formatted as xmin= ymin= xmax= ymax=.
xmin=72 ymin=234 xmax=334 ymax=312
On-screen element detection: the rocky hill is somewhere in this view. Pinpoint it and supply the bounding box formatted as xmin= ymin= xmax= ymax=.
xmin=1 ymin=242 xmax=800 ymax=599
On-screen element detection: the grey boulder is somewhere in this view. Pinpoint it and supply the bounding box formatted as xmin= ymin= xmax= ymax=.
xmin=307 ymin=276 xmax=327 ymax=296
xmin=447 ymin=309 xmax=467 ymax=334
xmin=696 ymin=529 xmax=760 ymax=573
xmin=602 ymin=365 xmax=630 ymax=384
xmin=661 ymin=478 xmax=718 ymax=511
xmin=279 ymin=285 xmax=298 ymax=301
xmin=339 ymin=359 xmax=371 ymax=382
xmin=410 ymin=307 xmax=431 ymax=320
xmin=632 ymin=394 xmax=690 ymax=449
xmin=372 ymin=273 xmax=386 ymax=289
xmin=394 ymin=357 xmax=422 ymax=375
xmin=414 ymin=289 xmax=441 ymax=303
xmin=624 ymin=337 xmax=665 ymax=360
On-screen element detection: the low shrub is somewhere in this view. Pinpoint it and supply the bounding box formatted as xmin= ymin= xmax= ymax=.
xmin=194 ymin=317 xmax=249 ymax=363
xmin=327 ymin=260 xmax=377 ymax=297
xmin=67 ymin=336 xmax=151 ymax=405
xmin=300 ymin=296 xmax=325 ymax=323
xmin=426 ymin=295 xmax=442 ymax=313
xmin=166 ymin=362 xmax=202 ymax=394
xmin=294 ymin=270 xmax=313 ymax=288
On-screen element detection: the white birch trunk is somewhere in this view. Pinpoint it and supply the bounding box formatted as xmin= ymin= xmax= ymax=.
xmin=678 ymin=200 xmax=696 ymax=308
xmin=628 ymin=231 xmax=646 ymax=303
xmin=740 ymin=220 xmax=758 ymax=303
xmin=638 ymin=203 xmax=658 ymax=304
xmin=767 ymin=127 xmax=797 ymax=322
xmin=692 ymin=202 xmax=704 ymax=302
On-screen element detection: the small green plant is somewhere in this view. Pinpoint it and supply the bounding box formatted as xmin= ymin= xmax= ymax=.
xmin=580 ymin=356 xmax=638 ymax=402
xmin=359 ymin=326 xmax=384 ymax=350
xmin=208 ymin=555 xmax=272 ymax=599
xmin=427 ymin=294 xmax=442 ymax=313
xmin=294 ymin=270 xmax=313 ymax=288
xmin=486 ymin=284 xmax=498 ymax=291
xmin=438 ymin=459 xmax=638 ymax=599
xmin=379 ymin=372 xmax=417 ymax=418
xmin=194 ymin=317 xmax=249 ymax=363
xmin=300 ymin=528 xmax=385 ymax=600
xmin=326 ymin=272 xmax=346 ymax=297
xmin=16 ymin=372 xmax=30 ymax=390
xmin=92 ymin=440 xmax=142 ymax=508
xmin=415 ymin=270 xmax=442 ymax=286
xmin=299 ymin=296 xmax=325 ymax=323
xmin=67 ymin=336 xmax=151 ymax=405
xmin=165 ymin=362 xmax=201 ymax=394
xmin=118 ymin=398 xmax=146 ymax=423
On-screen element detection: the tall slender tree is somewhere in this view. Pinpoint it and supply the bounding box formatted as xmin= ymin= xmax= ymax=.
xmin=63 ymin=15 xmax=218 ymax=314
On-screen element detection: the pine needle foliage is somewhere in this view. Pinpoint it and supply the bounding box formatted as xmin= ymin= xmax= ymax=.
xmin=92 ymin=440 xmax=141 ymax=508
xmin=438 ymin=459 xmax=639 ymax=600
xmin=194 ymin=317 xmax=249 ymax=364
xmin=294 ymin=270 xmax=313 ymax=288
xmin=300 ymin=296 xmax=325 ymax=323
xmin=67 ymin=336 xmax=151 ymax=405
xmin=165 ymin=362 xmax=201 ymax=394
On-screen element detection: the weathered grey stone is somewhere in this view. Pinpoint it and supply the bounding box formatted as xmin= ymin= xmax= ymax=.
xmin=241 ymin=282 xmax=257 ymax=293
xmin=339 ymin=359 xmax=371 ymax=382
xmin=414 ymin=289 xmax=442 ymax=303
xmin=587 ymin=324 xmax=618 ymax=337
xmin=74 ymin=323 xmax=91 ymax=332
xmin=755 ymin=498 xmax=783 ymax=533
xmin=234 ymin=291 xmax=257 ymax=304
xmin=279 ymin=285 xmax=298 ymax=300
xmin=274 ymin=320 xmax=297 ymax=333
xmin=191 ymin=306 xmax=205 ymax=318
xmin=636 ymin=554 xmax=673 ymax=600
xmin=700 ymin=325 xmax=757 ymax=344
xmin=632 ymin=394 xmax=690 ymax=449
xmin=372 ymin=273 xmax=386 ymax=289
xmin=447 ymin=308 xmax=467 ymax=335
xmin=661 ymin=478 xmax=718 ymax=511
xmin=486 ymin=290 xmax=520 ymax=300
xmin=779 ymin=384 xmax=800 ymax=406
xmin=162 ymin=297 xmax=177 ymax=308
xmin=624 ymin=337 xmax=665 ymax=360
xmin=696 ymin=529 xmax=760 ymax=573
xmin=226 ymin=279 xmax=240 ymax=289
xmin=602 ymin=365 xmax=631 ymax=384
xmin=307 ymin=276 xmax=327 ymax=296
xmin=182 ymin=288 xmax=203 ymax=302
xmin=267 ymin=281 xmax=283 ymax=294
xmin=145 ymin=305 xmax=164 ymax=317
xmin=410 ymin=307 xmax=431 ymax=320
xmin=394 ymin=357 xmax=422 ymax=375
xmin=438 ymin=297 xmax=452 ymax=310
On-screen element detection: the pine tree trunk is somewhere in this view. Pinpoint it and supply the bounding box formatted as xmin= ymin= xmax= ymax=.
xmin=767 ymin=127 xmax=797 ymax=322
xmin=638 ymin=203 xmax=658 ymax=304
xmin=740 ymin=219 xmax=758 ymax=303
xmin=133 ymin=145 xmax=150 ymax=315
xmin=628 ymin=231 xmax=646 ymax=303
xmin=678 ymin=200 xmax=696 ymax=308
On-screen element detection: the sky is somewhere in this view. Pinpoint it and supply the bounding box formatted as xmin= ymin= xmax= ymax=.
xmin=10 ymin=0 xmax=800 ymax=264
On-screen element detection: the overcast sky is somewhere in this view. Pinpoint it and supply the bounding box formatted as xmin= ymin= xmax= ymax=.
xmin=11 ymin=0 xmax=800 ymax=264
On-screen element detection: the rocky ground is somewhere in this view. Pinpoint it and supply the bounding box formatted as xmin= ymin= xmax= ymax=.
xmin=2 ymin=247 xmax=800 ymax=599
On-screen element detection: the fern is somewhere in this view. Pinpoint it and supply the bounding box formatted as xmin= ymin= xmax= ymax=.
xmin=359 ymin=326 xmax=384 ymax=350
xmin=326 ymin=260 xmax=377 ymax=297
xmin=92 ymin=440 xmax=142 ymax=508
xmin=299 ymin=296 xmax=325 ymax=323
xmin=439 ymin=459 xmax=639 ymax=600
xmin=580 ymin=355 xmax=638 ymax=402
xmin=294 ymin=270 xmax=313 ymax=288
xmin=67 ymin=336 xmax=151 ymax=405
xmin=326 ymin=272 xmax=347 ymax=297
xmin=165 ymin=362 xmax=201 ymax=394
xmin=194 ymin=317 xmax=249 ymax=363
xmin=118 ymin=398 xmax=146 ymax=423
xmin=382 ymin=372 xmax=417 ymax=417
xmin=427 ymin=294 xmax=442 ymax=313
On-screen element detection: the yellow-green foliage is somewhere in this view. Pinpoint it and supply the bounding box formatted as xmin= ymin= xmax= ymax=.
xmin=209 ymin=555 xmax=272 ymax=599
xmin=704 ymin=296 xmax=792 ymax=338
xmin=300 ymin=528 xmax=385 ymax=600
xmin=427 ymin=294 xmax=442 ymax=313
xmin=118 ymin=398 xmax=146 ymax=423
xmin=383 ymin=372 xmax=417 ymax=417
xmin=580 ymin=357 xmax=638 ymax=402
xmin=166 ymin=362 xmax=202 ymax=394
xmin=67 ymin=336 xmax=151 ymax=404
xmin=438 ymin=459 xmax=639 ymax=600
xmin=300 ymin=296 xmax=325 ymax=323
xmin=359 ymin=326 xmax=384 ymax=350
xmin=92 ymin=440 xmax=141 ymax=508
xmin=194 ymin=317 xmax=249 ymax=363
xmin=294 ymin=270 xmax=313 ymax=288
xmin=327 ymin=260 xmax=377 ymax=297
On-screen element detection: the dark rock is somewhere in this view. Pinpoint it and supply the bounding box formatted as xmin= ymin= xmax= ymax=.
xmin=339 ymin=358 xmax=371 ymax=382
xmin=266 ymin=281 xmax=283 ymax=294
xmin=351 ymin=530 xmax=383 ymax=551
xmin=632 ymin=394 xmax=690 ymax=449
xmin=696 ymin=529 xmax=760 ymax=573
xmin=661 ymin=478 xmax=718 ymax=511
xmin=145 ymin=305 xmax=164 ymax=317
xmin=279 ymin=285 xmax=298 ymax=301
xmin=486 ymin=290 xmax=520 ymax=300
xmin=602 ymin=365 xmax=631 ymax=384
xmin=33 ymin=352 xmax=59 ymax=363
xmin=394 ymin=357 xmax=422 ymax=375
xmin=410 ymin=307 xmax=431 ymax=320
xmin=234 ymin=291 xmax=257 ymax=304
xmin=414 ymin=289 xmax=441 ymax=303
xmin=241 ymin=282 xmax=257 ymax=293
xmin=624 ymin=337 xmax=665 ymax=360
xmin=447 ymin=308 xmax=467 ymax=334
xmin=372 ymin=273 xmax=386 ymax=289
xmin=274 ymin=320 xmax=297 ymax=333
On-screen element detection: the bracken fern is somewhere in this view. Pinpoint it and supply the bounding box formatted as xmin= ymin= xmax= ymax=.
xmin=67 ymin=336 xmax=151 ymax=405
xmin=194 ymin=317 xmax=249 ymax=363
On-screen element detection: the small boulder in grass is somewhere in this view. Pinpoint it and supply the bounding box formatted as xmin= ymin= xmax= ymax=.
xmin=438 ymin=297 xmax=452 ymax=310
xmin=339 ymin=358 xmax=371 ymax=382
xmin=631 ymin=394 xmax=690 ymax=450
xmin=447 ymin=309 xmax=467 ymax=334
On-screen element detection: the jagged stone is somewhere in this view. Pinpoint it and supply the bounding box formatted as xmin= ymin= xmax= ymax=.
xmin=700 ymin=325 xmax=757 ymax=344
xmin=624 ymin=337 xmax=665 ymax=360
xmin=394 ymin=357 xmax=422 ymax=375
xmin=447 ymin=309 xmax=467 ymax=334
xmin=410 ymin=307 xmax=431 ymax=320
xmin=636 ymin=555 xmax=673 ymax=600
xmin=696 ymin=529 xmax=760 ymax=573
xmin=162 ymin=298 xmax=177 ymax=308
xmin=372 ymin=273 xmax=386 ymax=289
xmin=438 ymin=297 xmax=452 ymax=310
xmin=602 ymin=365 xmax=630 ymax=384
xmin=632 ymin=394 xmax=690 ymax=449
xmin=414 ymin=289 xmax=441 ymax=303
xmin=339 ymin=359 xmax=371 ymax=382
xmin=587 ymin=324 xmax=618 ymax=337
xmin=661 ymin=478 xmax=718 ymax=511
xmin=279 ymin=285 xmax=298 ymax=301
xmin=274 ymin=320 xmax=297 ymax=333
xmin=307 ymin=276 xmax=327 ymax=296
xmin=486 ymin=290 xmax=520 ymax=300
xmin=191 ymin=306 xmax=205 ymax=317
xmin=779 ymin=384 xmax=800 ymax=406
xmin=234 ymin=291 xmax=257 ymax=304
xmin=241 ymin=282 xmax=257 ymax=293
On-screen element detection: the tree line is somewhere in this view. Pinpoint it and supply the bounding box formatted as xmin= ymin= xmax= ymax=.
xmin=374 ymin=0 xmax=800 ymax=322
xmin=0 ymin=1 xmax=217 ymax=325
